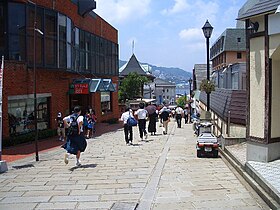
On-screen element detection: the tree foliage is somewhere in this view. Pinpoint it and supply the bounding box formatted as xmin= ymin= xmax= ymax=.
xmin=118 ymin=72 xmax=149 ymax=103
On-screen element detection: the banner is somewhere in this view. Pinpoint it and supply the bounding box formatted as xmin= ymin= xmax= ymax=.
xmin=0 ymin=56 xmax=3 ymax=161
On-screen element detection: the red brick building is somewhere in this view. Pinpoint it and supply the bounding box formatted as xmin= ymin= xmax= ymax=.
xmin=0 ymin=0 xmax=119 ymax=139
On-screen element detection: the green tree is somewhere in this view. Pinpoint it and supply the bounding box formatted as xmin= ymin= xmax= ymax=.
xmin=177 ymin=95 xmax=187 ymax=107
xmin=119 ymin=72 xmax=149 ymax=103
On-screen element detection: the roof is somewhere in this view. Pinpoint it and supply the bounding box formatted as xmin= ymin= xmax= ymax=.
xmin=210 ymin=29 xmax=246 ymax=59
xmin=119 ymin=54 xmax=147 ymax=76
xmin=199 ymin=89 xmax=247 ymax=125
xmin=238 ymin=0 xmax=280 ymax=20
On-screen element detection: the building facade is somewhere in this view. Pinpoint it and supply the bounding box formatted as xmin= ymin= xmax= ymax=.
xmin=238 ymin=0 xmax=280 ymax=162
xmin=210 ymin=28 xmax=246 ymax=88
xmin=0 ymin=0 xmax=119 ymax=139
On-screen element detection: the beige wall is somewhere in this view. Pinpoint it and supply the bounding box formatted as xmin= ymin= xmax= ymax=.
xmin=226 ymin=51 xmax=246 ymax=64
xmin=271 ymin=46 xmax=280 ymax=138
xmin=249 ymin=37 xmax=265 ymax=138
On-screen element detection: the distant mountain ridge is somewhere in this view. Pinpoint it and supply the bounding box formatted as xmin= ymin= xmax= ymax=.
xmin=119 ymin=60 xmax=192 ymax=85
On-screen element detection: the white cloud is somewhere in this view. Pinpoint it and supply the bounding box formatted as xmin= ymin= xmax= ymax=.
xmin=179 ymin=28 xmax=203 ymax=42
xmin=161 ymin=0 xmax=189 ymax=15
xmin=95 ymin=0 xmax=151 ymax=24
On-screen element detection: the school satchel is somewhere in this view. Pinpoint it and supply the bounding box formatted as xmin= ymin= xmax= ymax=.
xmin=127 ymin=116 xmax=138 ymax=127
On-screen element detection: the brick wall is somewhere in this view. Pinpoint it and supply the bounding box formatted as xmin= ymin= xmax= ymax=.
xmin=3 ymin=61 xmax=119 ymax=138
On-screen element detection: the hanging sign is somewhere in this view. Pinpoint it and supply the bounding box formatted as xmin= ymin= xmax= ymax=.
xmin=74 ymin=83 xmax=89 ymax=94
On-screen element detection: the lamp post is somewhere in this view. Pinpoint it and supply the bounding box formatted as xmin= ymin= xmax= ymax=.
xmin=29 ymin=0 xmax=43 ymax=161
xmin=202 ymin=20 xmax=213 ymax=111
xmin=188 ymin=77 xmax=192 ymax=116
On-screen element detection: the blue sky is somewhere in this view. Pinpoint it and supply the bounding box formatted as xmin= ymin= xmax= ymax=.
xmin=95 ymin=0 xmax=246 ymax=72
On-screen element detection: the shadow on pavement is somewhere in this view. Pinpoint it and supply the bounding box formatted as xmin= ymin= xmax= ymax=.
xmin=69 ymin=163 xmax=97 ymax=171
xmin=3 ymin=123 xmax=123 ymax=162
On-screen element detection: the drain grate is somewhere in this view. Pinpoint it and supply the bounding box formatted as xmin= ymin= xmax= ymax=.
xmin=111 ymin=202 xmax=138 ymax=210
xmin=12 ymin=164 xmax=34 ymax=169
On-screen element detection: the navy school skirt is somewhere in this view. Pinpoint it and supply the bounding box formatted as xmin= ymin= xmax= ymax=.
xmin=62 ymin=134 xmax=87 ymax=155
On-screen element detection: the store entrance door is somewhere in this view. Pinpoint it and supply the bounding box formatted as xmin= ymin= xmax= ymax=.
xmin=69 ymin=94 xmax=91 ymax=114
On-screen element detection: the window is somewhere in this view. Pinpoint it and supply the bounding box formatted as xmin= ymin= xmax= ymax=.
xmin=85 ymin=31 xmax=91 ymax=71
xmin=72 ymin=27 xmax=79 ymax=70
xmin=58 ymin=13 xmax=66 ymax=68
xmin=237 ymin=37 xmax=241 ymax=42
xmin=8 ymin=3 xmax=26 ymax=61
xmin=8 ymin=96 xmax=50 ymax=136
xmin=45 ymin=10 xmax=57 ymax=67
xmin=237 ymin=52 xmax=242 ymax=59
xmin=101 ymin=92 xmax=111 ymax=114
xmin=66 ymin=17 xmax=72 ymax=69
xmin=27 ymin=5 xmax=43 ymax=66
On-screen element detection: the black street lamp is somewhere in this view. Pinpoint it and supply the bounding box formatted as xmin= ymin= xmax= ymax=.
xmin=188 ymin=77 xmax=192 ymax=116
xmin=29 ymin=0 xmax=43 ymax=161
xmin=202 ymin=20 xmax=213 ymax=111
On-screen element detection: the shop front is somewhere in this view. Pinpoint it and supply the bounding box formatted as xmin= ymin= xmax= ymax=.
xmin=69 ymin=78 xmax=116 ymax=117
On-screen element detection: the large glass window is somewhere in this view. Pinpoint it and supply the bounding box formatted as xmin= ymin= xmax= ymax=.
xmin=66 ymin=17 xmax=72 ymax=69
xmin=58 ymin=13 xmax=66 ymax=68
xmin=45 ymin=10 xmax=57 ymax=67
xmin=8 ymin=96 xmax=50 ymax=136
xmin=85 ymin=31 xmax=91 ymax=71
xmin=8 ymin=3 xmax=26 ymax=61
xmin=5 ymin=2 xmax=119 ymax=76
xmin=101 ymin=92 xmax=111 ymax=115
xmin=72 ymin=27 xmax=79 ymax=70
xmin=27 ymin=5 xmax=44 ymax=66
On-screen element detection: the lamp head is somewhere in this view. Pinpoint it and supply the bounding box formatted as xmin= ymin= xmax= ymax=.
xmin=202 ymin=20 xmax=213 ymax=38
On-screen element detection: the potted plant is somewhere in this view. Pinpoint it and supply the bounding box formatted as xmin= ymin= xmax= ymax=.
xmin=199 ymin=79 xmax=215 ymax=94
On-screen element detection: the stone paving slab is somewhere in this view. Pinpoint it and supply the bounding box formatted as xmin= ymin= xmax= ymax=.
xmin=0 ymin=120 xmax=271 ymax=210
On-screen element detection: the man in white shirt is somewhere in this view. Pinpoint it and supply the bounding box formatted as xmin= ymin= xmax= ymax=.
xmin=175 ymin=106 xmax=184 ymax=128
xmin=135 ymin=103 xmax=148 ymax=141
xmin=120 ymin=107 xmax=134 ymax=145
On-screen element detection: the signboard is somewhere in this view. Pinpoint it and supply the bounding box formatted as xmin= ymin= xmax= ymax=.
xmin=74 ymin=83 xmax=89 ymax=94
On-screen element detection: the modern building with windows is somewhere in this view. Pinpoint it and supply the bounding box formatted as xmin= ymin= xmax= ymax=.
xmin=0 ymin=0 xmax=119 ymax=139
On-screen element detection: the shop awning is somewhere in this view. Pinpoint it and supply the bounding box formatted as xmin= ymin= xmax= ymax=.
xmin=70 ymin=78 xmax=116 ymax=94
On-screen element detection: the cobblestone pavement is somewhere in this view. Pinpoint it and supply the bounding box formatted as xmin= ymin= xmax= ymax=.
xmin=0 ymin=120 xmax=269 ymax=210
xmin=227 ymin=143 xmax=280 ymax=197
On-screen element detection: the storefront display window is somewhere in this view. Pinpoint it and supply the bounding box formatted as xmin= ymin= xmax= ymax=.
xmin=101 ymin=92 xmax=111 ymax=115
xmin=8 ymin=96 xmax=50 ymax=136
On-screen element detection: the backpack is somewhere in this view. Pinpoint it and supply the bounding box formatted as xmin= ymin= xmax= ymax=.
xmin=83 ymin=114 xmax=89 ymax=127
xmin=127 ymin=111 xmax=137 ymax=127
xmin=67 ymin=114 xmax=79 ymax=136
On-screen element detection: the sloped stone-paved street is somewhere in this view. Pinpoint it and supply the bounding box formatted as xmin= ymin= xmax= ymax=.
xmin=0 ymin=121 xmax=269 ymax=209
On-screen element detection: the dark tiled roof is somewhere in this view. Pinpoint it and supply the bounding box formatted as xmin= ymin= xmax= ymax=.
xmin=200 ymin=88 xmax=247 ymax=125
xmin=119 ymin=54 xmax=147 ymax=76
xmin=223 ymin=29 xmax=246 ymax=51
xmin=238 ymin=0 xmax=280 ymax=20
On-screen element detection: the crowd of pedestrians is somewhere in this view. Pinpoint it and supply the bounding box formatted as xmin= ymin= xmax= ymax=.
xmin=119 ymin=102 xmax=193 ymax=145
xmin=57 ymin=102 xmax=193 ymax=167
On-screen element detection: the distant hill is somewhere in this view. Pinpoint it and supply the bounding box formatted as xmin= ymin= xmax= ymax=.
xmin=119 ymin=60 xmax=192 ymax=85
